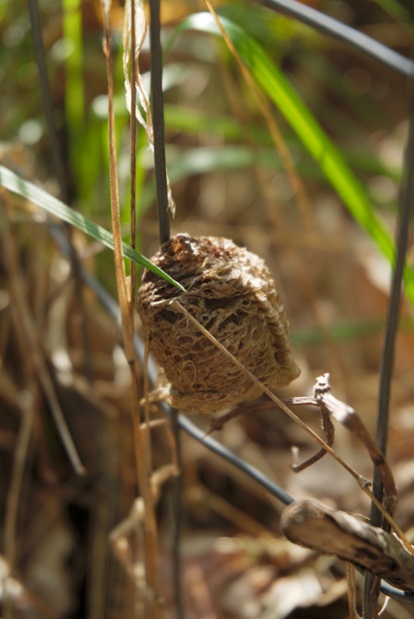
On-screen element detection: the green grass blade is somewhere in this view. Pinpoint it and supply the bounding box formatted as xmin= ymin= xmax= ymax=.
xmin=176 ymin=13 xmax=414 ymax=303
xmin=0 ymin=165 xmax=184 ymax=292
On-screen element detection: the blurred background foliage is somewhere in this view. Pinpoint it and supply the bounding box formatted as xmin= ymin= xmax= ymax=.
xmin=1 ymin=0 xmax=414 ymax=617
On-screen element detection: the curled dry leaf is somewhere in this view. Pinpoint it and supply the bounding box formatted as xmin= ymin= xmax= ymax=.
xmin=281 ymin=499 xmax=414 ymax=593
xmin=137 ymin=234 xmax=300 ymax=414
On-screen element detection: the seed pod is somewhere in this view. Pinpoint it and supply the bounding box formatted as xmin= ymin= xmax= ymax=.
xmin=137 ymin=234 xmax=300 ymax=414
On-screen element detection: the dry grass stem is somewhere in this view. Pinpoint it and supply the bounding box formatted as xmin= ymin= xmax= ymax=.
xmin=125 ymin=0 xmax=138 ymax=314
xmin=101 ymin=2 xmax=162 ymax=614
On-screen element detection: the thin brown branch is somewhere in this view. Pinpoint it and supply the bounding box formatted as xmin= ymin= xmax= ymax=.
xmin=291 ymin=400 xmax=335 ymax=472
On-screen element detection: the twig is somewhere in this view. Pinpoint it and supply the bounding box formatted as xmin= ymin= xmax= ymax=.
xmin=208 ymin=394 xmax=335 ymax=475
xmin=346 ymin=563 xmax=361 ymax=619
xmin=208 ymin=400 xmax=279 ymax=432
xmin=290 ymin=390 xmax=335 ymax=473
xmin=371 ymin=79 xmax=414 ymax=521
xmin=169 ymin=408 xmax=185 ymax=619
xmin=313 ymin=374 xmax=396 ymax=516
xmin=3 ymin=392 xmax=33 ymax=569
xmin=281 ymin=499 xmax=414 ymax=594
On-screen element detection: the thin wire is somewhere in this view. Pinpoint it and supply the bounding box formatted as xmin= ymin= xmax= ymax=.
xmin=176 ymin=414 xmax=294 ymax=506
xmin=255 ymin=0 xmax=414 ymax=78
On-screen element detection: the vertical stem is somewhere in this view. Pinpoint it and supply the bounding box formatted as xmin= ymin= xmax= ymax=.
xmin=148 ymin=2 xmax=184 ymax=616
xmin=363 ymin=76 xmax=414 ymax=617
xmin=372 ymin=86 xmax=414 ymax=499
xmin=101 ymin=8 xmax=162 ymax=616
xmin=149 ymin=0 xmax=170 ymax=244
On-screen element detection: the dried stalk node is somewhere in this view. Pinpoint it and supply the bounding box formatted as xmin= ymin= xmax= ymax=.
xmin=137 ymin=234 xmax=300 ymax=414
